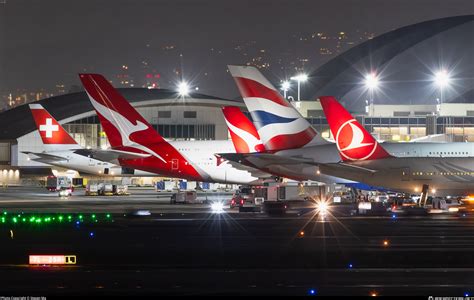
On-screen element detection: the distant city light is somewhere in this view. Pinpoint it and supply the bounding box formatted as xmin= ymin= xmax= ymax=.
xmin=364 ymin=72 xmax=379 ymax=89
xmin=434 ymin=69 xmax=451 ymax=88
xmin=177 ymin=81 xmax=190 ymax=97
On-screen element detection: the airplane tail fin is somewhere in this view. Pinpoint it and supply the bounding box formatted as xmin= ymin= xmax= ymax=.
xmin=29 ymin=104 xmax=80 ymax=150
xmin=79 ymin=74 xmax=206 ymax=181
xmin=79 ymin=74 xmax=165 ymax=149
xmin=319 ymin=96 xmax=391 ymax=161
xmin=222 ymin=106 xmax=265 ymax=153
xmin=228 ymin=65 xmax=327 ymax=151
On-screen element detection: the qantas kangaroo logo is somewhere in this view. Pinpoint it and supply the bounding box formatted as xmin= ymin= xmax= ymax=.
xmin=86 ymin=79 xmax=167 ymax=163
xmin=224 ymin=118 xmax=264 ymax=153
xmin=336 ymin=119 xmax=377 ymax=161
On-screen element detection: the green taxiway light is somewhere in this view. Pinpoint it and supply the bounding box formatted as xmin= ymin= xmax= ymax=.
xmin=12 ymin=217 xmax=17 ymax=223
xmin=79 ymin=215 xmax=83 ymax=219
xmin=36 ymin=219 xmax=41 ymax=224
xmin=22 ymin=218 xmax=26 ymax=222
xmin=91 ymin=214 xmax=96 ymax=219
xmin=3 ymin=212 xmax=7 ymax=215
xmin=1 ymin=217 xmax=5 ymax=223
xmin=58 ymin=216 xmax=63 ymax=221
xmin=106 ymin=214 xmax=111 ymax=218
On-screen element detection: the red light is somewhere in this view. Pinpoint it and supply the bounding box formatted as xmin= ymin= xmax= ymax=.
xmin=154 ymin=74 xmax=161 ymax=78
xmin=146 ymin=74 xmax=152 ymax=78
xmin=240 ymin=200 xmax=244 ymax=205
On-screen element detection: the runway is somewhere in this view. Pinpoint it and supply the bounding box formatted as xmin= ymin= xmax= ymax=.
xmin=0 ymin=187 xmax=473 ymax=296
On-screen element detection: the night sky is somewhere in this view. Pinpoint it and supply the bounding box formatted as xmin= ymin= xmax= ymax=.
xmin=1 ymin=0 xmax=473 ymax=100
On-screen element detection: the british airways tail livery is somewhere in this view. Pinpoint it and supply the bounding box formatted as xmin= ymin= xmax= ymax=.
xmin=319 ymin=96 xmax=392 ymax=161
xmin=221 ymin=106 xmax=265 ymax=153
xmin=228 ymin=65 xmax=328 ymax=151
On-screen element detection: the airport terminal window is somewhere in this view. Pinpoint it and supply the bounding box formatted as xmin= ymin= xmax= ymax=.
xmin=393 ymin=111 xmax=410 ymax=117
xmin=158 ymin=111 xmax=171 ymax=118
xmin=155 ymin=124 xmax=214 ymax=140
xmin=390 ymin=118 xmax=399 ymax=125
xmin=307 ymin=110 xmax=325 ymax=118
xmin=183 ymin=111 xmax=197 ymax=118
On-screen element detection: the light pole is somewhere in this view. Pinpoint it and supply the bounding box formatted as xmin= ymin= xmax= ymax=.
xmin=281 ymin=81 xmax=290 ymax=100
xmin=290 ymin=74 xmax=308 ymax=101
xmin=364 ymin=72 xmax=379 ymax=116
xmin=434 ymin=69 xmax=450 ymax=105
xmin=433 ymin=69 xmax=451 ymax=135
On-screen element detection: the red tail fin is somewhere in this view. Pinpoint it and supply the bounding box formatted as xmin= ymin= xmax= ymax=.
xmin=222 ymin=106 xmax=265 ymax=153
xmin=79 ymin=74 xmax=206 ymax=181
xmin=319 ymin=96 xmax=391 ymax=161
xmin=79 ymin=74 xmax=165 ymax=149
xmin=29 ymin=104 xmax=78 ymax=145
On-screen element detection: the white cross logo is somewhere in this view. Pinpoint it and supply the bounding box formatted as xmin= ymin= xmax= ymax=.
xmin=39 ymin=118 xmax=59 ymax=138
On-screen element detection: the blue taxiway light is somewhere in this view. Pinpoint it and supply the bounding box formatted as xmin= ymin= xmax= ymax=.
xmin=89 ymin=232 xmax=94 ymax=237
xmin=309 ymin=289 xmax=316 ymax=295
xmin=348 ymin=263 xmax=353 ymax=268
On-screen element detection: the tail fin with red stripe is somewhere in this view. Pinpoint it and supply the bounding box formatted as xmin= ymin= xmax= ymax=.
xmin=228 ymin=65 xmax=328 ymax=151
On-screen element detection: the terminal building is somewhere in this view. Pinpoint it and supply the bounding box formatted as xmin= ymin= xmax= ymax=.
xmin=0 ymin=15 xmax=472 ymax=184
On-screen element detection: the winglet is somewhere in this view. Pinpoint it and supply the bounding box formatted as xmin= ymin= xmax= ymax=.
xmin=319 ymin=96 xmax=391 ymax=161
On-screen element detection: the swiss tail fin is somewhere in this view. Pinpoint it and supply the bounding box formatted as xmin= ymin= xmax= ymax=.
xmin=222 ymin=106 xmax=265 ymax=153
xmin=79 ymin=74 xmax=165 ymax=149
xmin=29 ymin=104 xmax=80 ymax=150
xmin=319 ymin=96 xmax=391 ymax=161
xmin=228 ymin=65 xmax=327 ymax=151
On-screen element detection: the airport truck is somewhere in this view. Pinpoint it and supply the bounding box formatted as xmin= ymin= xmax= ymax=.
xmin=46 ymin=175 xmax=73 ymax=192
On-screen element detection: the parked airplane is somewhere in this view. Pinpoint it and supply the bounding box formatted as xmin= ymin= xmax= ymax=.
xmin=25 ymin=104 xmax=155 ymax=176
xmin=318 ymin=96 xmax=474 ymax=195
xmin=221 ymin=65 xmax=474 ymax=195
xmin=79 ymin=73 xmax=272 ymax=184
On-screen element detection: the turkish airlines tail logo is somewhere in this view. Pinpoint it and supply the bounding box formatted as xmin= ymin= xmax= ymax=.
xmin=319 ymin=96 xmax=391 ymax=161
xmin=29 ymin=104 xmax=78 ymax=145
xmin=222 ymin=106 xmax=265 ymax=153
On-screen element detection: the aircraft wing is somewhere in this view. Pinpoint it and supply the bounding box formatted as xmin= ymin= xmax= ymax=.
xmin=218 ymin=152 xmax=378 ymax=180
xmin=21 ymin=151 xmax=68 ymax=163
xmin=74 ymin=148 xmax=152 ymax=162
xmin=218 ymin=152 xmax=318 ymax=169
